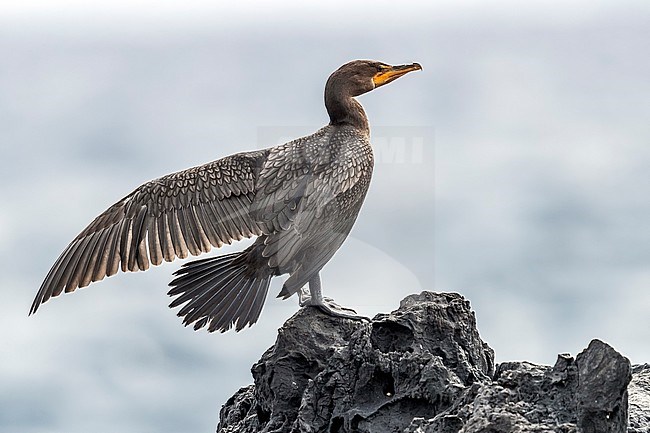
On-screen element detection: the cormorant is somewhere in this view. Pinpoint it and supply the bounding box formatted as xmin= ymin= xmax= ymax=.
xmin=30 ymin=60 xmax=422 ymax=332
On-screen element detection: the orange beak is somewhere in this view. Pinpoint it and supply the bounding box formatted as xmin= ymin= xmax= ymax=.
xmin=372 ymin=63 xmax=422 ymax=87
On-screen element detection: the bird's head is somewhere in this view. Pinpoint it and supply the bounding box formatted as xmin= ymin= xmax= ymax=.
xmin=326 ymin=60 xmax=422 ymax=97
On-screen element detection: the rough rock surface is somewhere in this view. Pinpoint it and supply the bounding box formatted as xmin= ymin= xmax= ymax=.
xmin=629 ymin=364 xmax=650 ymax=432
xmin=216 ymin=292 xmax=645 ymax=433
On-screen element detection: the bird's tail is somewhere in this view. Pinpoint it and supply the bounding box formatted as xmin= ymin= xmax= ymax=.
xmin=168 ymin=243 xmax=273 ymax=333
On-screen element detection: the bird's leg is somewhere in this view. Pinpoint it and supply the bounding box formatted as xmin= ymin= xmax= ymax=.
xmin=299 ymin=273 xmax=367 ymax=320
xmin=297 ymin=273 xmax=332 ymax=306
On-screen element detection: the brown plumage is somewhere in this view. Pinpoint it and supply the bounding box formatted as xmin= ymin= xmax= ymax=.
xmin=30 ymin=60 xmax=421 ymax=332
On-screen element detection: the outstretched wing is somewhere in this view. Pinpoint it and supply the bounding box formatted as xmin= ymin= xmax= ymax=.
xmin=30 ymin=149 xmax=269 ymax=314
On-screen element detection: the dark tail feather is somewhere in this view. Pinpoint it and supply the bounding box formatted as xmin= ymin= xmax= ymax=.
xmin=168 ymin=250 xmax=272 ymax=333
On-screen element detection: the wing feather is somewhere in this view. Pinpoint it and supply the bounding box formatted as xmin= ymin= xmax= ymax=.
xmin=127 ymin=205 xmax=148 ymax=272
xmin=213 ymin=199 xmax=239 ymax=243
xmin=205 ymin=201 xmax=229 ymax=245
xmin=119 ymin=218 xmax=133 ymax=272
xmin=90 ymin=226 xmax=112 ymax=282
xmin=158 ymin=214 xmax=175 ymax=263
xmin=176 ymin=206 xmax=198 ymax=256
xmin=47 ymin=241 xmax=82 ymax=299
xmin=189 ymin=205 xmax=211 ymax=253
xmin=64 ymin=236 xmax=95 ymax=292
xmin=193 ymin=203 xmax=220 ymax=249
xmin=147 ymin=218 xmax=163 ymax=267
xmin=221 ymin=197 xmax=247 ymax=240
xmin=78 ymin=230 xmax=104 ymax=288
xmin=106 ymin=219 xmax=124 ymax=277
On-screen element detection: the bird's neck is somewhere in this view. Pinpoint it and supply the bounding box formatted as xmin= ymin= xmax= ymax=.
xmin=325 ymin=93 xmax=369 ymax=134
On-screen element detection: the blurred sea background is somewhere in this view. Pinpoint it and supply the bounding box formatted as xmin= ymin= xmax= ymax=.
xmin=1 ymin=1 xmax=648 ymax=432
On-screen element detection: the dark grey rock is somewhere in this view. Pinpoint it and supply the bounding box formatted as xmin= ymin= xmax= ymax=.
xmin=575 ymin=339 xmax=630 ymax=432
xmin=410 ymin=339 xmax=631 ymax=433
xmin=217 ymin=292 xmax=645 ymax=433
